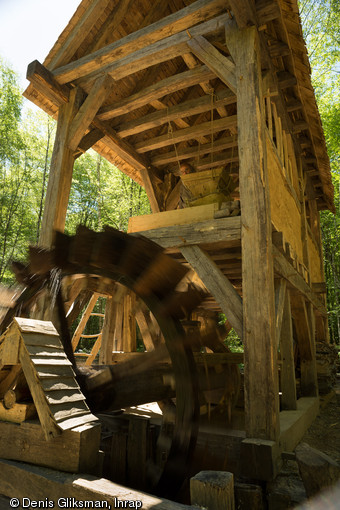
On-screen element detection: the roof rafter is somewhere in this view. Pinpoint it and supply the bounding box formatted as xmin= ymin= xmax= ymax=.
xmin=52 ymin=0 xmax=228 ymax=84
xmin=97 ymin=65 xmax=216 ymax=120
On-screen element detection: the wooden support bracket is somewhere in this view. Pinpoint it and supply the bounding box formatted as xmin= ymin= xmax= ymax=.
xmin=180 ymin=245 xmax=243 ymax=338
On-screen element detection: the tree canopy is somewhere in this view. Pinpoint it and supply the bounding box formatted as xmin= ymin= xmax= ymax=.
xmin=0 ymin=1 xmax=339 ymax=342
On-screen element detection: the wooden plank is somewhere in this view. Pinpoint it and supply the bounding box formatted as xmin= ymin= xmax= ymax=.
xmin=68 ymin=74 xmax=114 ymax=151
xmin=180 ymin=245 xmax=243 ymax=338
xmin=71 ymin=293 xmax=99 ymax=351
xmin=187 ymin=35 xmax=236 ymax=93
xmin=85 ymin=334 xmax=102 ymax=366
xmin=110 ymin=351 xmax=244 ymax=365
xmin=195 ymin=151 xmax=239 ymax=170
xmin=0 ymin=458 xmax=196 ymax=509
xmin=117 ymin=88 xmax=236 ymax=138
xmin=127 ymin=418 xmax=148 ymax=489
xmin=26 ymin=60 xmax=70 ymax=105
xmin=56 ymin=413 xmax=99 ymax=431
xmin=122 ymin=292 xmax=137 ymax=353
xmin=135 ymin=308 xmax=158 ymax=351
xmin=134 ymin=216 xmax=242 ymax=250
xmin=0 ymin=422 xmax=100 ymax=474
xmin=152 ymin=134 xmax=238 ymax=166
xmin=31 ymin=358 xmax=73 ymax=367
xmin=47 ymin=0 xmax=113 ymax=69
xmin=135 ymin=115 xmax=237 ymax=153
xmin=50 ymin=401 xmax=90 ymax=423
xmin=99 ymin=297 xmax=116 ymax=365
xmin=36 ymin=365 xmax=76 ymax=379
xmin=98 ymin=65 xmax=215 ymax=120
xmin=25 ymin=346 xmax=65 ymax=357
xmin=14 ymin=318 xmax=59 ymax=336
xmin=53 ymin=0 xmax=228 ymax=83
xmin=226 ymin=21 xmax=279 ymax=440
xmin=44 ymin=390 xmax=86 ymax=406
xmin=74 ymin=14 xmax=229 ymax=84
xmin=23 ymin=334 xmax=64 ymax=349
xmin=19 ymin=343 xmax=61 ymax=439
xmin=128 ymin=203 xmax=218 ymax=232
xmin=275 ymin=278 xmax=287 ymax=347
xmin=0 ymin=328 xmax=20 ymax=365
xmin=41 ymin=377 xmax=80 ymax=392
xmin=280 ymin=290 xmax=297 ymax=410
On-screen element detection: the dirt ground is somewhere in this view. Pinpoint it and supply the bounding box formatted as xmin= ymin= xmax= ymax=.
xmin=267 ymin=381 xmax=340 ymax=509
xmin=301 ymin=383 xmax=340 ymax=463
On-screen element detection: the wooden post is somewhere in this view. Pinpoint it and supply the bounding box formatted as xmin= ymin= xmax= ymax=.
xmin=225 ymin=21 xmax=279 ymax=440
xmin=190 ymin=471 xmax=234 ymax=510
xmin=280 ymin=290 xmax=297 ymax=410
xmin=122 ymin=291 xmax=137 ymax=352
xmin=39 ymin=87 xmax=84 ymax=248
xmin=99 ymin=296 xmax=117 ymax=365
xmin=291 ymin=294 xmax=318 ymax=397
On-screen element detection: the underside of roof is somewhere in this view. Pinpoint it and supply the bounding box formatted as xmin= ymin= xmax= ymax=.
xmin=23 ymin=0 xmax=334 ymax=212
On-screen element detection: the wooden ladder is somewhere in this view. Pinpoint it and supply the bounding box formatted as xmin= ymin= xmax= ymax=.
xmin=72 ymin=292 xmax=105 ymax=366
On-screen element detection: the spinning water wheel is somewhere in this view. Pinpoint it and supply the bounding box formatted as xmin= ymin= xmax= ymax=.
xmin=0 ymin=225 xmax=240 ymax=496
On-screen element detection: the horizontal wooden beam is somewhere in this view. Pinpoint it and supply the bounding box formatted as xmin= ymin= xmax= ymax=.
xmin=135 ymin=115 xmax=237 ymax=153
xmin=152 ymin=134 xmax=238 ymax=166
xmin=181 ymin=245 xmax=243 ymax=338
xmin=111 ymin=351 xmax=244 ymax=364
xmin=97 ymin=65 xmax=216 ymax=121
xmin=117 ymin=88 xmax=236 ymax=138
xmin=187 ymin=36 xmax=237 ymax=93
xmin=133 ymin=216 xmax=241 ymax=250
xmin=54 ymin=9 xmax=229 ymax=84
xmin=195 ymin=150 xmax=239 ymax=170
xmin=26 ymin=60 xmax=70 ymax=105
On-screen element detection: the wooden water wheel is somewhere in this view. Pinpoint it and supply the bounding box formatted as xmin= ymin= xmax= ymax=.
xmin=0 ymin=225 xmax=240 ymax=496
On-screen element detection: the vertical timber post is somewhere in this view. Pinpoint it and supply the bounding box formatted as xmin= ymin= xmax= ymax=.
xmin=39 ymin=87 xmax=84 ymax=248
xmin=225 ymin=21 xmax=280 ymax=440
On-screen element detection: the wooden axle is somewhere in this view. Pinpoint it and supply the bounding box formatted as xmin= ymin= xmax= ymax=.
xmin=83 ymin=359 xmax=237 ymax=411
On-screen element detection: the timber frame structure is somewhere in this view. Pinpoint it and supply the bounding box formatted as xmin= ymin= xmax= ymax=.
xmin=0 ymin=0 xmax=335 ymax=502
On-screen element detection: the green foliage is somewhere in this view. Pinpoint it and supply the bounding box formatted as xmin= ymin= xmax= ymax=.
xmin=0 ymin=57 xmax=151 ymax=285
xmin=66 ymin=151 xmax=151 ymax=234
xmin=299 ymin=0 xmax=340 ymax=344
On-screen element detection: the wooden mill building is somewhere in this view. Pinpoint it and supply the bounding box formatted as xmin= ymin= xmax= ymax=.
xmin=0 ymin=0 xmax=335 ymax=505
